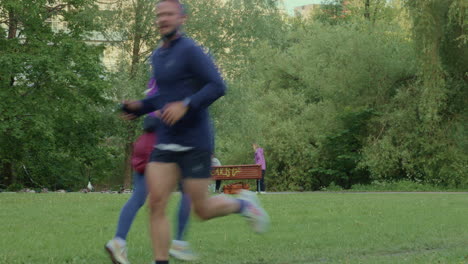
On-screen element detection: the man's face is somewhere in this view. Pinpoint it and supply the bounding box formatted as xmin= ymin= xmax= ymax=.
xmin=156 ymin=1 xmax=185 ymax=36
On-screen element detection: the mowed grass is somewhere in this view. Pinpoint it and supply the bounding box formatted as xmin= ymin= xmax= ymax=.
xmin=0 ymin=192 xmax=467 ymax=264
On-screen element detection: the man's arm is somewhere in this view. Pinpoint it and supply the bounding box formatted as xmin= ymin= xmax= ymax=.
xmin=185 ymin=44 xmax=226 ymax=110
xmin=160 ymin=44 xmax=226 ymax=125
xmin=122 ymin=93 xmax=163 ymax=118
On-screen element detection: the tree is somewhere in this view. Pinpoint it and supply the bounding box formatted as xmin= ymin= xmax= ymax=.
xmin=315 ymin=0 xmax=406 ymax=26
xmin=361 ymin=0 xmax=467 ymax=186
xmin=183 ymin=0 xmax=286 ymax=77
xmin=99 ymin=0 xmax=288 ymax=185
xmin=99 ymin=0 xmax=160 ymax=188
xmin=0 ymin=0 xmax=113 ymax=190
xmin=182 ymin=0 xmax=288 ymax=165
xmin=220 ymin=19 xmax=418 ymax=190
xmin=315 ymin=0 xmax=351 ymax=25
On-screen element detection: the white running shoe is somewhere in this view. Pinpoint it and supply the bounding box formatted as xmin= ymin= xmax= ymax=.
xmin=239 ymin=190 xmax=270 ymax=233
xmin=105 ymin=238 xmax=130 ymax=264
xmin=169 ymin=240 xmax=199 ymax=261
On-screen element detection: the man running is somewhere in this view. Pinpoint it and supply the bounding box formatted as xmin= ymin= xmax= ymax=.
xmin=106 ymin=79 xmax=196 ymax=264
xmin=121 ymin=1 xmax=269 ymax=263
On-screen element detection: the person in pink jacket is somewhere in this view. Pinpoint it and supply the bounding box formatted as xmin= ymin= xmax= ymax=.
xmin=253 ymin=143 xmax=266 ymax=193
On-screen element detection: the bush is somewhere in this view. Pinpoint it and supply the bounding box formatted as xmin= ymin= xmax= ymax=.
xmin=6 ymin=183 xmax=24 ymax=192
xmin=350 ymin=180 xmax=468 ymax=192
xmin=218 ymin=23 xmax=416 ymax=191
xmin=320 ymin=182 xmax=344 ymax=191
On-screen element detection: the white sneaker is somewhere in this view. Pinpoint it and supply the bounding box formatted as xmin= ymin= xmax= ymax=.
xmin=169 ymin=240 xmax=198 ymax=261
xmin=105 ymin=238 xmax=130 ymax=264
xmin=239 ymin=190 xmax=270 ymax=233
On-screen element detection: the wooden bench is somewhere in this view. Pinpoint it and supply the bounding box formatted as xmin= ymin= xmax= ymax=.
xmin=211 ymin=165 xmax=262 ymax=194
xmin=211 ymin=164 xmax=262 ymax=180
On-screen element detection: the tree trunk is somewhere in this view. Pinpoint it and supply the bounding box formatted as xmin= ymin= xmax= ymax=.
xmin=123 ymin=142 xmax=134 ymax=189
xmin=364 ymin=0 xmax=370 ymax=20
xmin=7 ymin=8 xmax=17 ymax=86
xmin=1 ymin=162 xmax=14 ymax=187
xmin=8 ymin=10 xmax=18 ymax=39
xmin=130 ymin=32 xmax=142 ymax=76
xmin=130 ymin=0 xmax=143 ymax=77
xmin=123 ymin=0 xmax=144 ymax=188
xmin=2 ymin=10 xmax=18 ymax=188
xmin=372 ymin=0 xmax=383 ymax=24
xmin=123 ymin=123 xmax=136 ymax=189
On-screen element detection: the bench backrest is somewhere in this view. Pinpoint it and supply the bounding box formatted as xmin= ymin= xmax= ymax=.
xmin=211 ymin=165 xmax=262 ymax=180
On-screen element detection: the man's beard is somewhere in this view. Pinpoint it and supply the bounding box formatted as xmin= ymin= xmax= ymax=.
xmin=163 ymin=26 xmax=179 ymax=39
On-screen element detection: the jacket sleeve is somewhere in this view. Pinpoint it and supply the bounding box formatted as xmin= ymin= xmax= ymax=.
xmin=122 ymin=94 xmax=164 ymax=117
xmin=185 ymin=44 xmax=226 ymax=110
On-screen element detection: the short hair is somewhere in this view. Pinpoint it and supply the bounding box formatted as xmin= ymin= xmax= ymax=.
xmin=158 ymin=0 xmax=187 ymax=15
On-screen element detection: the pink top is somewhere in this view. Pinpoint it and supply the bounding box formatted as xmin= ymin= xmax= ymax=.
xmin=255 ymin=148 xmax=266 ymax=170
xmin=146 ymin=77 xmax=158 ymax=117
xmin=131 ymin=132 xmax=156 ymax=174
xmin=131 ymin=77 xmax=159 ymax=173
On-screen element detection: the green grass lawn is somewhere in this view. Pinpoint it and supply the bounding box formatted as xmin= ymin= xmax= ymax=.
xmin=1 ymin=192 xmax=467 ymax=264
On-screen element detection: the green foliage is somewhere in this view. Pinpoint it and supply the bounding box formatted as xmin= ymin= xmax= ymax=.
xmin=315 ymin=0 xmax=351 ymax=25
xmin=184 ymin=0 xmax=287 ymax=77
xmin=1 ymin=0 xmax=465 ymax=191
xmin=99 ymin=0 xmax=160 ymax=67
xmin=0 ymin=0 xmax=118 ymax=190
xmin=351 ymin=180 xmax=468 ymax=192
xmin=214 ymin=1 xmax=466 ymax=191
xmin=320 ymin=181 xmax=343 ymax=191
xmin=361 ymin=0 xmax=468 ymax=187
xmin=315 ymin=0 xmax=401 ymax=25
xmin=6 ymin=183 xmax=24 ymax=192
xmin=310 ymin=108 xmax=374 ymax=189
xmin=223 ymin=22 xmax=417 ymax=191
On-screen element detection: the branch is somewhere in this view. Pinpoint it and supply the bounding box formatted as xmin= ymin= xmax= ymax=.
xmin=1 ymin=114 xmax=35 ymax=123
xmin=140 ymin=49 xmax=154 ymax=62
xmin=20 ymin=86 xmax=39 ymax=97
xmin=372 ymin=0 xmax=383 ymax=24
xmin=393 ymin=75 xmax=418 ymax=87
xmin=47 ymin=4 xmax=68 ymax=14
xmin=22 ymin=164 xmax=45 ymax=189
xmin=376 ymin=123 xmax=386 ymax=141
xmin=96 ymin=0 xmax=120 ymax=4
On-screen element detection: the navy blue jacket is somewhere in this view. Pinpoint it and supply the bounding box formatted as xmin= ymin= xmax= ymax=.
xmin=128 ymin=36 xmax=226 ymax=151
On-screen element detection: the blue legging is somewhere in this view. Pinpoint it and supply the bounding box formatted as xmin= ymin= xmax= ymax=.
xmin=115 ymin=172 xmax=191 ymax=241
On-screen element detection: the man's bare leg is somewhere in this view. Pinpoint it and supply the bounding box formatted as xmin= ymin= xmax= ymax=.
xmin=183 ymin=178 xmax=240 ymax=220
xmin=184 ymin=178 xmax=270 ymax=233
xmin=146 ymin=162 xmax=179 ymax=261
